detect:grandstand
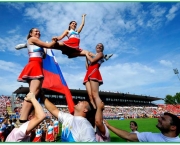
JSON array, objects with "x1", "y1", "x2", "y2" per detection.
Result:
[
  {"x1": 10, "y1": 86, "x2": 162, "y2": 117},
  {"x1": 1, "y1": 86, "x2": 180, "y2": 120},
  {"x1": 12, "y1": 86, "x2": 162, "y2": 108}
]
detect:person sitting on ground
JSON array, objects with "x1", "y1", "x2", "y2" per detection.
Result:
[
  {"x1": 5, "y1": 92, "x2": 46, "y2": 142},
  {"x1": 104, "y1": 112, "x2": 180, "y2": 142}
]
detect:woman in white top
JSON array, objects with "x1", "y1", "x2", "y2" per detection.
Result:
[{"x1": 18, "y1": 28, "x2": 58, "y2": 123}]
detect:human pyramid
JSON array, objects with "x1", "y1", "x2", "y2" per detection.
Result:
[
  {"x1": 4, "y1": 14, "x2": 180, "y2": 142},
  {"x1": 5, "y1": 14, "x2": 112, "y2": 142}
]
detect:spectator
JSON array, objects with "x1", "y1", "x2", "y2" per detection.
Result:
[
  {"x1": 104, "y1": 112, "x2": 180, "y2": 142},
  {"x1": 130, "y1": 121, "x2": 139, "y2": 133}
]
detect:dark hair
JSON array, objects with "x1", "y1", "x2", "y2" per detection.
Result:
[
  {"x1": 68, "y1": 21, "x2": 77, "y2": 30},
  {"x1": 27, "y1": 28, "x2": 39, "y2": 40},
  {"x1": 164, "y1": 112, "x2": 180, "y2": 136},
  {"x1": 87, "y1": 107, "x2": 96, "y2": 127},
  {"x1": 12, "y1": 118, "x2": 17, "y2": 123},
  {"x1": 130, "y1": 121, "x2": 138, "y2": 130}
]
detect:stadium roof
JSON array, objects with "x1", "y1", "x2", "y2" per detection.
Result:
[{"x1": 13, "y1": 86, "x2": 163, "y2": 102}]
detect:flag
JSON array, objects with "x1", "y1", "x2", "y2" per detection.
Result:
[{"x1": 42, "y1": 49, "x2": 74, "y2": 114}]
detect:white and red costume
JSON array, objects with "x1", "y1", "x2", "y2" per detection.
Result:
[
  {"x1": 17, "y1": 41, "x2": 45, "y2": 82},
  {"x1": 83, "y1": 54, "x2": 104, "y2": 85},
  {"x1": 33, "y1": 128, "x2": 42, "y2": 142},
  {"x1": 53, "y1": 120, "x2": 59, "y2": 134},
  {"x1": 61, "y1": 29, "x2": 82, "y2": 58},
  {"x1": 45, "y1": 125, "x2": 54, "y2": 142}
]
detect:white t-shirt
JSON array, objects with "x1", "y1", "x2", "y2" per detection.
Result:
[
  {"x1": 5, "y1": 121, "x2": 30, "y2": 142},
  {"x1": 137, "y1": 132, "x2": 180, "y2": 142},
  {"x1": 95, "y1": 124, "x2": 110, "y2": 142},
  {"x1": 131, "y1": 130, "x2": 139, "y2": 134},
  {"x1": 58, "y1": 111, "x2": 96, "y2": 142}
]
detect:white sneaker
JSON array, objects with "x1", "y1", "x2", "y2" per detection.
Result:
[
  {"x1": 15, "y1": 43, "x2": 27, "y2": 50},
  {"x1": 104, "y1": 54, "x2": 113, "y2": 61}
]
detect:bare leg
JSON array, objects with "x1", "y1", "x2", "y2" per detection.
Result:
[
  {"x1": 90, "y1": 80, "x2": 102, "y2": 107},
  {"x1": 85, "y1": 81, "x2": 96, "y2": 109},
  {"x1": 19, "y1": 79, "x2": 42, "y2": 121}
]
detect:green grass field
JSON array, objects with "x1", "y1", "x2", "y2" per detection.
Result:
[
  {"x1": 58, "y1": 118, "x2": 160, "y2": 142},
  {"x1": 107, "y1": 118, "x2": 159, "y2": 142}
]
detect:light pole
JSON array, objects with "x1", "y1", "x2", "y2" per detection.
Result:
[{"x1": 173, "y1": 68, "x2": 180, "y2": 81}]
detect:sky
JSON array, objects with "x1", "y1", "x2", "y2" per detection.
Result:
[{"x1": 0, "y1": 2, "x2": 180, "y2": 104}]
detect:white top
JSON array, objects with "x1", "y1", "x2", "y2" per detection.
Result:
[
  {"x1": 35, "y1": 128, "x2": 42, "y2": 137},
  {"x1": 137, "y1": 132, "x2": 180, "y2": 142},
  {"x1": 131, "y1": 130, "x2": 139, "y2": 134},
  {"x1": 58, "y1": 111, "x2": 96, "y2": 142},
  {"x1": 27, "y1": 41, "x2": 44, "y2": 58},
  {"x1": 68, "y1": 29, "x2": 80, "y2": 39},
  {"x1": 54, "y1": 120, "x2": 59, "y2": 127},
  {"x1": 5, "y1": 121, "x2": 30, "y2": 142},
  {"x1": 47, "y1": 125, "x2": 54, "y2": 134}
]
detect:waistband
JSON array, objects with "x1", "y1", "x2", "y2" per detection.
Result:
[
  {"x1": 29, "y1": 57, "x2": 43, "y2": 62},
  {"x1": 29, "y1": 52, "x2": 44, "y2": 58}
]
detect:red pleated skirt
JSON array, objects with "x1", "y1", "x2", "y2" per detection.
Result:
[
  {"x1": 33, "y1": 136, "x2": 41, "y2": 142},
  {"x1": 45, "y1": 133, "x2": 54, "y2": 142},
  {"x1": 17, "y1": 57, "x2": 44, "y2": 83},
  {"x1": 61, "y1": 37, "x2": 82, "y2": 58},
  {"x1": 83, "y1": 63, "x2": 103, "y2": 85},
  {"x1": 54, "y1": 126, "x2": 59, "y2": 134}
]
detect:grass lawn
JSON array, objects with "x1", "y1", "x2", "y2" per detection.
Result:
[
  {"x1": 108, "y1": 118, "x2": 159, "y2": 142},
  {"x1": 58, "y1": 118, "x2": 160, "y2": 142}
]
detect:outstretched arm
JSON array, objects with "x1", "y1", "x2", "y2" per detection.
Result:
[
  {"x1": 104, "y1": 120, "x2": 139, "y2": 142},
  {"x1": 95, "y1": 102, "x2": 106, "y2": 135},
  {"x1": 41, "y1": 94, "x2": 59, "y2": 119},
  {"x1": 77, "y1": 14, "x2": 86, "y2": 33},
  {"x1": 29, "y1": 37, "x2": 57, "y2": 48},
  {"x1": 57, "y1": 30, "x2": 69, "y2": 41},
  {"x1": 25, "y1": 92, "x2": 46, "y2": 135}
]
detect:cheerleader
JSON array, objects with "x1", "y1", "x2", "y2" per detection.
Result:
[
  {"x1": 53, "y1": 118, "x2": 59, "y2": 141},
  {"x1": 83, "y1": 43, "x2": 105, "y2": 109},
  {"x1": 33, "y1": 125, "x2": 42, "y2": 142},
  {"x1": 45, "y1": 120, "x2": 54, "y2": 142},
  {"x1": 18, "y1": 28, "x2": 58, "y2": 123}
]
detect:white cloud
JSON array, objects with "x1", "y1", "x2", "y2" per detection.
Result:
[
  {"x1": 166, "y1": 3, "x2": 180, "y2": 21},
  {"x1": 159, "y1": 60, "x2": 172, "y2": 67},
  {"x1": 0, "y1": 60, "x2": 23, "y2": 74}
]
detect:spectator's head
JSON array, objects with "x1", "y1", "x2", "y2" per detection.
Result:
[
  {"x1": 8, "y1": 119, "x2": 12, "y2": 125},
  {"x1": 74, "y1": 101, "x2": 92, "y2": 117},
  {"x1": 2, "y1": 118, "x2": 8, "y2": 124},
  {"x1": 12, "y1": 118, "x2": 17, "y2": 123},
  {"x1": 50, "y1": 120, "x2": 53, "y2": 126},
  {"x1": 156, "y1": 112, "x2": 180, "y2": 136},
  {"x1": 130, "y1": 121, "x2": 138, "y2": 132},
  {"x1": 87, "y1": 105, "x2": 96, "y2": 127}
]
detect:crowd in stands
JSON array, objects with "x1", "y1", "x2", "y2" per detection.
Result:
[{"x1": 1, "y1": 95, "x2": 180, "y2": 121}]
